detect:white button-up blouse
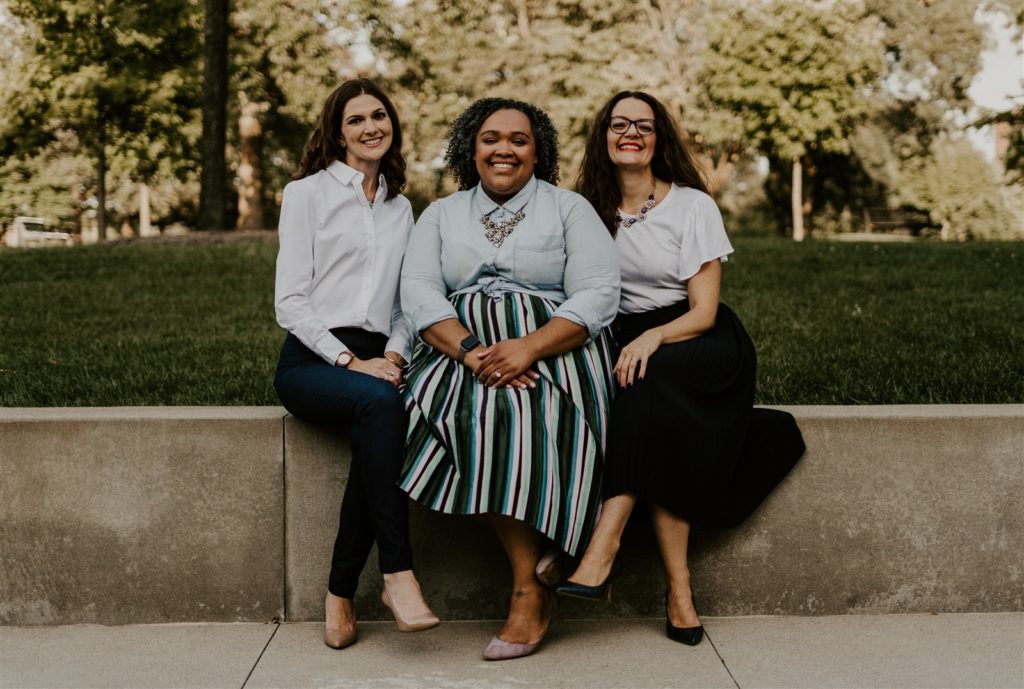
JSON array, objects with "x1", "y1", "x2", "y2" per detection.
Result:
[
  {"x1": 274, "y1": 160, "x2": 414, "y2": 365},
  {"x1": 401, "y1": 176, "x2": 620, "y2": 340}
]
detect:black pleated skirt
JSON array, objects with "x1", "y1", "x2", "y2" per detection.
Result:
[{"x1": 604, "y1": 300, "x2": 805, "y2": 527}]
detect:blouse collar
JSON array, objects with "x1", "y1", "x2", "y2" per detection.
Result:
[
  {"x1": 473, "y1": 175, "x2": 538, "y2": 217},
  {"x1": 326, "y1": 159, "x2": 387, "y2": 197}
]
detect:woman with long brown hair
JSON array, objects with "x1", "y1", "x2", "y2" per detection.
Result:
[
  {"x1": 557, "y1": 91, "x2": 804, "y2": 645},
  {"x1": 273, "y1": 78, "x2": 438, "y2": 649}
]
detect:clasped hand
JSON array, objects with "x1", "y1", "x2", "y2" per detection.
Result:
[
  {"x1": 348, "y1": 356, "x2": 403, "y2": 387},
  {"x1": 470, "y1": 338, "x2": 540, "y2": 390},
  {"x1": 614, "y1": 329, "x2": 663, "y2": 388}
]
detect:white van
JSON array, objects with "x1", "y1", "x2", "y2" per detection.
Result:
[{"x1": 3, "y1": 217, "x2": 73, "y2": 248}]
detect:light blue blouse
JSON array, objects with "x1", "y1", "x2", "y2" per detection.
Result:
[{"x1": 401, "y1": 176, "x2": 620, "y2": 340}]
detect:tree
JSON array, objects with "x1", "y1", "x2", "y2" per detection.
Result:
[
  {"x1": 2, "y1": 0, "x2": 198, "y2": 240},
  {"x1": 704, "y1": 0, "x2": 884, "y2": 240},
  {"x1": 867, "y1": 0, "x2": 986, "y2": 114},
  {"x1": 229, "y1": 0, "x2": 348, "y2": 229},
  {"x1": 849, "y1": 1, "x2": 1015, "y2": 240},
  {"x1": 198, "y1": 0, "x2": 229, "y2": 230},
  {"x1": 903, "y1": 136, "x2": 1016, "y2": 239},
  {"x1": 349, "y1": 0, "x2": 722, "y2": 206}
]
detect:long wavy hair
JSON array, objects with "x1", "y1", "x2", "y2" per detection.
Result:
[
  {"x1": 576, "y1": 91, "x2": 709, "y2": 235},
  {"x1": 293, "y1": 79, "x2": 406, "y2": 199},
  {"x1": 444, "y1": 97, "x2": 560, "y2": 190}
]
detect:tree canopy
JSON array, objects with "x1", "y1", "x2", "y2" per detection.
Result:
[{"x1": 0, "y1": 0, "x2": 1020, "y2": 240}]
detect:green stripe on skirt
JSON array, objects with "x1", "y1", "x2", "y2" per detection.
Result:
[{"x1": 400, "y1": 291, "x2": 615, "y2": 556}]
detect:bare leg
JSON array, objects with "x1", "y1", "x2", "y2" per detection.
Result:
[
  {"x1": 565, "y1": 494, "x2": 637, "y2": 586},
  {"x1": 487, "y1": 514, "x2": 554, "y2": 644},
  {"x1": 651, "y1": 504, "x2": 700, "y2": 628}
]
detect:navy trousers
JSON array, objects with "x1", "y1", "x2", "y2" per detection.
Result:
[{"x1": 274, "y1": 327, "x2": 413, "y2": 598}]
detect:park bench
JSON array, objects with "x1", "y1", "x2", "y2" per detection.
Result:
[{"x1": 862, "y1": 207, "x2": 937, "y2": 235}]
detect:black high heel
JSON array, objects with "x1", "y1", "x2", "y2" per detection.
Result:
[
  {"x1": 555, "y1": 558, "x2": 622, "y2": 601},
  {"x1": 665, "y1": 589, "x2": 704, "y2": 646}
]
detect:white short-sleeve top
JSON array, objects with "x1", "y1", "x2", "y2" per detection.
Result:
[{"x1": 614, "y1": 184, "x2": 734, "y2": 315}]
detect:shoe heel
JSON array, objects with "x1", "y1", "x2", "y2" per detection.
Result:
[
  {"x1": 605, "y1": 583, "x2": 613, "y2": 603},
  {"x1": 381, "y1": 583, "x2": 440, "y2": 633}
]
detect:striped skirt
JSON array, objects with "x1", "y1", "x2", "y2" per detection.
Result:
[{"x1": 399, "y1": 291, "x2": 615, "y2": 557}]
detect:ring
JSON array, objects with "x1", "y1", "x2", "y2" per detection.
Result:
[
  {"x1": 386, "y1": 371, "x2": 394, "y2": 378},
  {"x1": 493, "y1": 371, "x2": 501, "y2": 377}
]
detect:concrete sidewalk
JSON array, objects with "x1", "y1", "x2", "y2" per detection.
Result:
[{"x1": 1, "y1": 613, "x2": 1021, "y2": 689}]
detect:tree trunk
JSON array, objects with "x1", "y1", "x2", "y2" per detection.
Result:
[
  {"x1": 96, "y1": 136, "x2": 107, "y2": 243},
  {"x1": 515, "y1": 0, "x2": 531, "y2": 37},
  {"x1": 703, "y1": 149, "x2": 736, "y2": 198},
  {"x1": 199, "y1": 0, "x2": 229, "y2": 230},
  {"x1": 139, "y1": 181, "x2": 154, "y2": 237},
  {"x1": 791, "y1": 156, "x2": 805, "y2": 241},
  {"x1": 236, "y1": 93, "x2": 265, "y2": 231}
]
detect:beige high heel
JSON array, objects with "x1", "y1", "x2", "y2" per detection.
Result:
[
  {"x1": 381, "y1": 578, "x2": 440, "y2": 632},
  {"x1": 323, "y1": 593, "x2": 357, "y2": 649}
]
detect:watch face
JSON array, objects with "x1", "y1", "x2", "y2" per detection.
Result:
[
  {"x1": 461, "y1": 334, "x2": 481, "y2": 352},
  {"x1": 337, "y1": 353, "x2": 353, "y2": 367}
]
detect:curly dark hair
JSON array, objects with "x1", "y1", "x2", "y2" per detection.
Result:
[
  {"x1": 293, "y1": 79, "x2": 406, "y2": 200},
  {"x1": 576, "y1": 91, "x2": 709, "y2": 235},
  {"x1": 444, "y1": 97, "x2": 560, "y2": 190}
]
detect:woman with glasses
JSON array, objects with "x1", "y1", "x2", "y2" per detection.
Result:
[
  {"x1": 556, "y1": 91, "x2": 804, "y2": 646},
  {"x1": 274, "y1": 79, "x2": 438, "y2": 650},
  {"x1": 400, "y1": 97, "x2": 620, "y2": 660}
]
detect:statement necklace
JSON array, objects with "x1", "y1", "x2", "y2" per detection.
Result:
[
  {"x1": 615, "y1": 181, "x2": 658, "y2": 230},
  {"x1": 480, "y1": 203, "x2": 527, "y2": 247}
]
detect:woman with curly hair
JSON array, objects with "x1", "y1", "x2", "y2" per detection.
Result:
[
  {"x1": 556, "y1": 91, "x2": 804, "y2": 645},
  {"x1": 274, "y1": 79, "x2": 438, "y2": 650},
  {"x1": 400, "y1": 98, "x2": 620, "y2": 660}
]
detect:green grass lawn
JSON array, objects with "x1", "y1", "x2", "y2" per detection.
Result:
[{"x1": 1, "y1": 236, "x2": 1021, "y2": 406}]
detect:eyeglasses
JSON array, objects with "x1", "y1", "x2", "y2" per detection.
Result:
[{"x1": 608, "y1": 116, "x2": 656, "y2": 136}]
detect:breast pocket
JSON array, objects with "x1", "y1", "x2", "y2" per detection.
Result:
[{"x1": 513, "y1": 236, "x2": 566, "y2": 290}]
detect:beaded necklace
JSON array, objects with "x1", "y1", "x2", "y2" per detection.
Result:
[
  {"x1": 615, "y1": 181, "x2": 658, "y2": 230},
  {"x1": 480, "y1": 202, "x2": 528, "y2": 247}
]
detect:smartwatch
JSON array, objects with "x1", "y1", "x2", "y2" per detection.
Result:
[
  {"x1": 335, "y1": 352, "x2": 354, "y2": 368},
  {"x1": 458, "y1": 334, "x2": 481, "y2": 363}
]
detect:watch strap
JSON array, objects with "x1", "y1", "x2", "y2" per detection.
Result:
[{"x1": 458, "y1": 334, "x2": 481, "y2": 362}]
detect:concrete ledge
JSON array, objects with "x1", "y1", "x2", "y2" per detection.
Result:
[
  {"x1": 690, "y1": 405, "x2": 1023, "y2": 616},
  {"x1": 2, "y1": 405, "x2": 1021, "y2": 625},
  {"x1": 0, "y1": 408, "x2": 285, "y2": 625}
]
